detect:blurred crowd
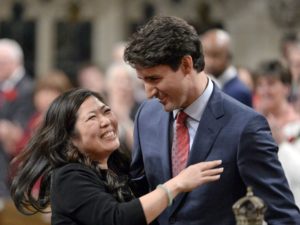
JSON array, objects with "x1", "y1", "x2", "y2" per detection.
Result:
[{"x1": 0, "y1": 27, "x2": 300, "y2": 222}]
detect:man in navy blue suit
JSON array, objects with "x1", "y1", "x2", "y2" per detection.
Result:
[
  {"x1": 124, "y1": 16, "x2": 300, "y2": 225},
  {"x1": 201, "y1": 29, "x2": 253, "y2": 107}
]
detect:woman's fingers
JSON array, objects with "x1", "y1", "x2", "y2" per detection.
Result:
[
  {"x1": 198, "y1": 160, "x2": 222, "y2": 171},
  {"x1": 176, "y1": 160, "x2": 224, "y2": 192},
  {"x1": 201, "y1": 175, "x2": 221, "y2": 183},
  {"x1": 201, "y1": 167, "x2": 224, "y2": 177}
]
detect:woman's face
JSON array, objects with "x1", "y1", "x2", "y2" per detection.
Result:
[
  {"x1": 72, "y1": 96, "x2": 120, "y2": 164},
  {"x1": 255, "y1": 76, "x2": 289, "y2": 113}
]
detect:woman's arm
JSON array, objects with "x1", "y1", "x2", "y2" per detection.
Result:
[
  {"x1": 51, "y1": 161, "x2": 222, "y2": 225},
  {"x1": 139, "y1": 160, "x2": 223, "y2": 224}
]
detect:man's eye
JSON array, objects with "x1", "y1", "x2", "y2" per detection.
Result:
[{"x1": 147, "y1": 77, "x2": 159, "y2": 82}]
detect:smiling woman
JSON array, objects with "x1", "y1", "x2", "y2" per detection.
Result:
[
  {"x1": 10, "y1": 88, "x2": 223, "y2": 225},
  {"x1": 71, "y1": 96, "x2": 120, "y2": 168}
]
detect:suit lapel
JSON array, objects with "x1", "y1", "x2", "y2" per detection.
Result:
[
  {"x1": 158, "y1": 111, "x2": 173, "y2": 182},
  {"x1": 170, "y1": 86, "x2": 225, "y2": 215},
  {"x1": 188, "y1": 104, "x2": 224, "y2": 164}
]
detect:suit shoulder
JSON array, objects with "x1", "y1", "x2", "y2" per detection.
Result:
[
  {"x1": 220, "y1": 90, "x2": 259, "y2": 117},
  {"x1": 224, "y1": 77, "x2": 250, "y2": 93},
  {"x1": 137, "y1": 99, "x2": 164, "y2": 116}
]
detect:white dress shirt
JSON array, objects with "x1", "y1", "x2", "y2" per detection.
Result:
[{"x1": 173, "y1": 77, "x2": 213, "y2": 150}]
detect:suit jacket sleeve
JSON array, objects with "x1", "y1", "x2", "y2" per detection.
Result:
[
  {"x1": 238, "y1": 114, "x2": 300, "y2": 224},
  {"x1": 51, "y1": 164, "x2": 147, "y2": 225}
]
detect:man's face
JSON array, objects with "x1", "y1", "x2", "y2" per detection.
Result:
[
  {"x1": 136, "y1": 64, "x2": 191, "y2": 112},
  {"x1": 202, "y1": 35, "x2": 229, "y2": 78},
  {"x1": 0, "y1": 48, "x2": 18, "y2": 82}
]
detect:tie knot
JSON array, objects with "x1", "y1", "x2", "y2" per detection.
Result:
[{"x1": 176, "y1": 111, "x2": 188, "y2": 124}]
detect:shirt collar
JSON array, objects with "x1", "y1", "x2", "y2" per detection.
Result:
[
  {"x1": 217, "y1": 65, "x2": 237, "y2": 88},
  {"x1": 173, "y1": 77, "x2": 213, "y2": 122}
]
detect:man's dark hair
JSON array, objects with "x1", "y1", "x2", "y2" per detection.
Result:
[{"x1": 124, "y1": 16, "x2": 205, "y2": 72}]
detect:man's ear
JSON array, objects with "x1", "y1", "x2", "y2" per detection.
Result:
[{"x1": 180, "y1": 55, "x2": 193, "y2": 75}]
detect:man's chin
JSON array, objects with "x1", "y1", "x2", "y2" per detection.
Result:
[
  {"x1": 163, "y1": 107, "x2": 172, "y2": 112},
  {"x1": 162, "y1": 103, "x2": 177, "y2": 112}
]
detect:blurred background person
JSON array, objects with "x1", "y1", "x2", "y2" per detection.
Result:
[
  {"x1": 237, "y1": 66, "x2": 258, "y2": 108},
  {"x1": 237, "y1": 66, "x2": 255, "y2": 93},
  {"x1": 0, "y1": 39, "x2": 34, "y2": 202},
  {"x1": 280, "y1": 32, "x2": 299, "y2": 67},
  {"x1": 7, "y1": 69, "x2": 72, "y2": 224},
  {"x1": 76, "y1": 63, "x2": 106, "y2": 95},
  {"x1": 201, "y1": 29, "x2": 253, "y2": 107},
  {"x1": 105, "y1": 63, "x2": 140, "y2": 156},
  {"x1": 111, "y1": 41, "x2": 147, "y2": 104},
  {"x1": 112, "y1": 41, "x2": 127, "y2": 63},
  {"x1": 14, "y1": 70, "x2": 73, "y2": 157},
  {"x1": 255, "y1": 60, "x2": 300, "y2": 208},
  {"x1": 254, "y1": 60, "x2": 300, "y2": 144},
  {"x1": 278, "y1": 132, "x2": 300, "y2": 208}
]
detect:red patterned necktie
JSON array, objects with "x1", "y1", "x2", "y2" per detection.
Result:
[{"x1": 172, "y1": 111, "x2": 190, "y2": 177}]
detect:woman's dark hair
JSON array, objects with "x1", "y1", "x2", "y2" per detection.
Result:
[
  {"x1": 10, "y1": 88, "x2": 132, "y2": 215},
  {"x1": 124, "y1": 15, "x2": 205, "y2": 72},
  {"x1": 255, "y1": 60, "x2": 292, "y2": 85}
]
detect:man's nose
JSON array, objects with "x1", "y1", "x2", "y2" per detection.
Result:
[{"x1": 144, "y1": 83, "x2": 158, "y2": 99}]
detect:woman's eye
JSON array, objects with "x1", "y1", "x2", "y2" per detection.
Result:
[{"x1": 88, "y1": 115, "x2": 96, "y2": 120}]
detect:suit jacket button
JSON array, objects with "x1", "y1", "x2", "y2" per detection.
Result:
[{"x1": 169, "y1": 216, "x2": 176, "y2": 224}]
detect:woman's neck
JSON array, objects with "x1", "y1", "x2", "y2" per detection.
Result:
[{"x1": 98, "y1": 161, "x2": 108, "y2": 170}]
